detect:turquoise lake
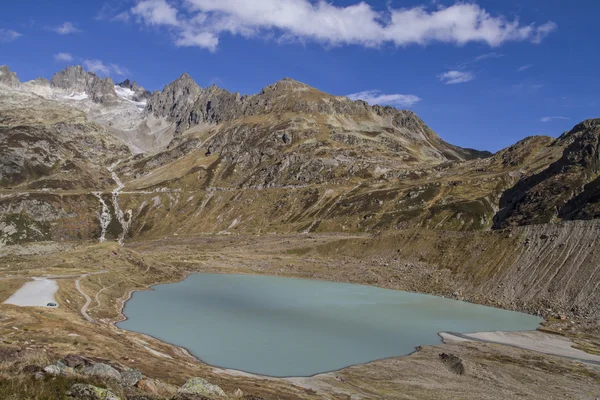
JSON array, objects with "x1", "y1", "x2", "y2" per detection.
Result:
[{"x1": 117, "y1": 273, "x2": 542, "y2": 377}]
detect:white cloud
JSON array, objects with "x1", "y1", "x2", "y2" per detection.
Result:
[
  {"x1": 518, "y1": 64, "x2": 534, "y2": 72},
  {"x1": 0, "y1": 29, "x2": 22, "y2": 42},
  {"x1": 346, "y1": 90, "x2": 422, "y2": 107},
  {"x1": 113, "y1": 11, "x2": 130, "y2": 22},
  {"x1": 54, "y1": 52, "x2": 74, "y2": 62},
  {"x1": 132, "y1": 0, "x2": 179, "y2": 26},
  {"x1": 438, "y1": 70, "x2": 475, "y2": 84},
  {"x1": 83, "y1": 59, "x2": 111, "y2": 75},
  {"x1": 532, "y1": 22, "x2": 557, "y2": 44},
  {"x1": 83, "y1": 59, "x2": 129, "y2": 77},
  {"x1": 109, "y1": 63, "x2": 130, "y2": 76},
  {"x1": 55, "y1": 22, "x2": 81, "y2": 35},
  {"x1": 125, "y1": 0, "x2": 557, "y2": 51},
  {"x1": 96, "y1": 1, "x2": 131, "y2": 21},
  {"x1": 475, "y1": 52, "x2": 503, "y2": 62},
  {"x1": 175, "y1": 31, "x2": 219, "y2": 51},
  {"x1": 540, "y1": 116, "x2": 569, "y2": 123}
]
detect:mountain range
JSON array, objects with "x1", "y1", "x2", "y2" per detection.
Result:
[{"x1": 1, "y1": 64, "x2": 599, "y2": 245}]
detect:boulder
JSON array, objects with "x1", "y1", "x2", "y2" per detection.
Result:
[
  {"x1": 439, "y1": 353, "x2": 465, "y2": 375},
  {"x1": 21, "y1": 364, "x2": 42, "y2": 374},
  {"x1": 136, "y1": 379, "x2": 158, "y2": 395},
  {"x1": 233, "y1": 388, "x2": 244, "y2": 398},
  {"x1": 68, "y1": 383, "x2": 121, "y2": 400},
  {"x1": 172, "y1": 394, "x2": 212, "y2": 400},
  {"x1": 43, "y1": 364, "x2": 64, "y2": 376},
  {"x1": 121, "y1": 368, "x2": 143, "y2": 387},
  {"x1": 82, "y1": 363, "x2": 122, "y2": 381},
  {"x1": 43, "y1": 359, "x2": 76, "y2": 376},
  {"x1": 63, "y1": 354, "x2": 91, "y2": 368},
  {"x1": 178, "y1": 377, "x2": 225, "y2": 397}
]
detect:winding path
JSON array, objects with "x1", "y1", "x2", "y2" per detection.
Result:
[
  {"x1": 74, "y1": 270, "x2": 108, "y2": 323},
  {"x1": 92, "y1": 278, "x2": 117, "y2": 310}
]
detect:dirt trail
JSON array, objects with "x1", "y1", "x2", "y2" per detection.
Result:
[
  {"x1": 91, "y1": 278, "x2": 117, "y2": 310},
  {"x1": 74, "y1": 270, "x2": 108, "y2": 323}
]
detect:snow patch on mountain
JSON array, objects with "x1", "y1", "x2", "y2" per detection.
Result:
[
  {"x1": 62, "y1": 92, "x2": 89, "y2": 101},
  {"x1": 115, "y1": 85, "x2": 147, "y2": 109}
]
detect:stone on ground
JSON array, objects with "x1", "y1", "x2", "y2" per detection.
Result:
[
  {"x1": 82, "y1": 363, "x2": 122, "y2": 381},
  {"x1": 178, "y1": 377, "x2": 226, "y2": 397},
  {"x1": 121, "y1": 368, "x2": 143, "y2": 387},
  {"x1": 439, "y1": 352, "x2": 466, "y2": 375},
  {"x1": 68, "y1": 383, "x2": 121, "y2": 400}
]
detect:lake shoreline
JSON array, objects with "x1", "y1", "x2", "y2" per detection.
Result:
[
  {"x1": 114, "y1": 272, "x2": 544, "y2": 378},
  {"x1": 440, "y1": 331, "x2": 600, "y2": 366}
]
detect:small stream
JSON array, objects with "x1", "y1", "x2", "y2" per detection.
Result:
[{"x1": 92, "y1": 161, "x2": 132, "y2": 245}]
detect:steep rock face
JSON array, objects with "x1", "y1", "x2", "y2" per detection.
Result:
[
  {"x1": 494, "y1": 119, "x2": 600, "y2": 228},
  {"x1": 50, "y1": 65, "x2": 118, "y2": 104},
  {"x1": 0, "y1": 65, "x2": 20, "y2": 87},
  {"x1": 117, "y1": 79, "x2": 152, "y2": 102},
  {"x1": 146, "y1": 73, "x2": 202, "y2": 130},
  {"x1": 147, "y1": 75, "x2": 490, "y2": 165}
]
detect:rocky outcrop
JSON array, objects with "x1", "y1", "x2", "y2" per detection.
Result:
[
  {"x1": 121, "y1": 368, "x2": 143, "y2": 387},
  {"x1": 68, "y1": 384, "x2": 121, "y2": 400},
  {"x1": 439, "y1": 353, "x2": 465, "y2": 375},
  {"x1": 83, "y1": 363, "x2": 122, "y2": 381},
  {"x1": 42, "y1": 355, "x2": 143, "y2": 391},
  {"x1": 146, "y1": 73, "x2": 202, "y2": 131},
  {"x1": 0, "y1": 65, "x2": 20, "y2": 87},
  {"x1": 494, "y1": 119, "x2": 600, "y2": 228},
  {"x1": 63, "y1": 354, "x2": 92, "y2": 368},
  {"x1": 51, "y1": 65, "x2": 118, "y2": 104},
  {"x1": 177, "y1": 377, "x2": 225, "y2": 398}
]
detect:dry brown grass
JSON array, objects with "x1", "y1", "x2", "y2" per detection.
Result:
[{"x1": 1, "y1": 234, "x2": 600, "y2": 399}]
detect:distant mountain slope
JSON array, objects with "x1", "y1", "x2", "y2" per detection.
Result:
[
  {"x1": 0, "y1": 64, "x2": 599, "y2": 244},
  {"x1": 0, "y1": 86, "x2": 129, "y2": 190},
  {"x1": 494, "y1": 119, "x2": 600, "y2": 228},
  {"x1": 146, "y1": 76, "x2": 490, "y2": 163}
]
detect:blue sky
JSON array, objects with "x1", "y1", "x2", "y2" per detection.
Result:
[{"x1": 1, "y1": 0, "x2": 598, "y2": 152}]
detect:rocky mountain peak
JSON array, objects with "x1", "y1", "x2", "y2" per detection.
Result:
[
  {"x1": 117, "y1": 79, "x2": 152, "y2": 102},
  {"x1": 173, "y1": 72, "x2": 199, "y2": 88},
  {"x1": 140, "y1": 73, "x2": 491, "y2": 161},
  {"x1": 260, "y1": 77, "x2": 313, "y2": 95},
  {"x1": 50, "y1": 65, "x2": 87, "y2": 90},
  {"x1": 145, "y1": 72, "x2": 203, "y2": 126},
  {"x1": 0, "y1": 65, "x2": 21, "y2": 87},
  {"x1": 566, "y1": 118, "x2": 600, "y2": 136},
  {"x1": 494, "y1": 119, "x2": 600, "y2": 228},
  {"x1": 118, "y1": 79, "x2": 133, "y2": 88},
  {"x1": 50, "y1": 65, "x2": 118, "y2": 104}
]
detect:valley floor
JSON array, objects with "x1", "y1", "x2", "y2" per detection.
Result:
[{"x1": 0, "y1": 233, "x2": 599, "y2": 399}]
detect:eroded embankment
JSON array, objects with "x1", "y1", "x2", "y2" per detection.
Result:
[{"x1": 310, "y1": 220, "x2": 600, "y2": 319}]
